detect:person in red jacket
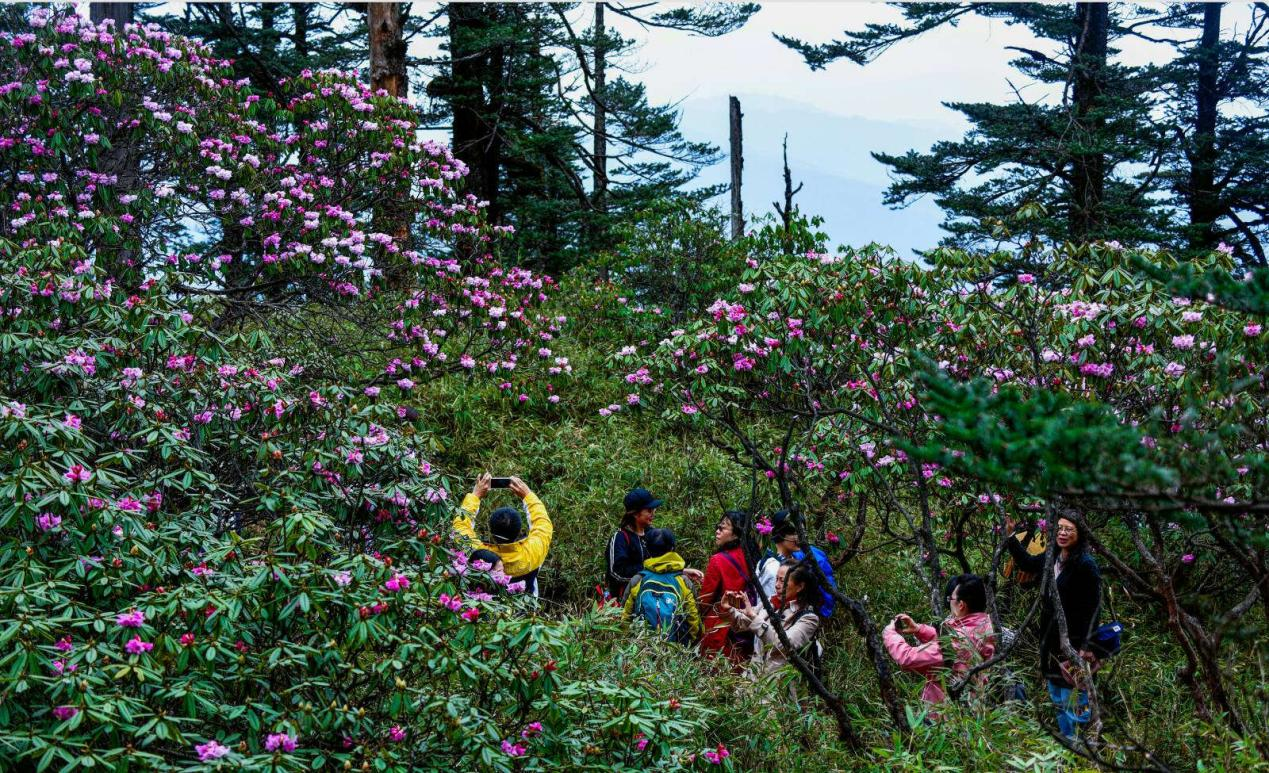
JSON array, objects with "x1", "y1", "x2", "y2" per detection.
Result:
[
  {"x1": 883, "y1": 573, "x2": 996, "y2": 712},
  {"x1": 699, "y1": 510, "x2": 756, "y2": 665}
]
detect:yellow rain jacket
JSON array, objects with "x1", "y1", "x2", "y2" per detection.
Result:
[{"x1": 452, "y1": 492, "x2": 552, "y2": 579}]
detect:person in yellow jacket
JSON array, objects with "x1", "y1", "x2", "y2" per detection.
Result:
[
  {"x1": 622, "y1": 528, "x2": 702, "y2": 645},
  {"x1": 453, "y1": 474, "x2": 552, "y2": 597}
]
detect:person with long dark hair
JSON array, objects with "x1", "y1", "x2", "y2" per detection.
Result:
[
  {"x1": 721, "y1": 559, "x2": 822, "y2": 678},
  {"x1": 605, "y1": 487, "x2": 702, "y2": 600},
  {"x1": 699, "y1": 510, "x2": 757, "y2": 664},
  {"x1": 1005, "y1": 515, "x2": 1102, "y2": 737}
]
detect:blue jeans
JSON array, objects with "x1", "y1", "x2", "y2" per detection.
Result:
[{"x1": 1047, "y1": 679, "x2": 1090, "y2": 737}]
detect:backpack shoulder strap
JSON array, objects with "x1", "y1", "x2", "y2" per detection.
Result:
[{"x1": 719, "y1": 549, "x2": 747, "y2": 576}]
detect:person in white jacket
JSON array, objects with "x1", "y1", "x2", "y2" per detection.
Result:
[{"x1": 720, "y1": 561, "x2": 822, "y2": 680}]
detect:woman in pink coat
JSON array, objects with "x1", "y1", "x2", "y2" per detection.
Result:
[{"x1": 883, "y1": 574, "x2": 996, "y2": 707}]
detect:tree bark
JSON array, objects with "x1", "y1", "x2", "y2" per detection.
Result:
[
  {"x1": 291, "y1": 3, "x2": 310, "y2": 58},
  {"x1": 592, "y1": 2, "x2": 608, "y2": 215},
  {"x1": 1188, "y1": 2, "x2": 1222, "y2": 252},
  {"x1": 1069, "y1": 2, "x2": 1109, "y2": 241},
  {"x1": 448, "y1": 3, "x2": 503, "y2": 218},
  {"x1": 369, "y1": 3, "x2": 408, "y2": 99},
  {"x1": 729, "y1": 96, "x2": 744, "y2": 240},
  {"x1": 260, "y1": 2, "x2": 278, "y2": 62},
  {"x1": 90, "y1": 2, "x2": 133, "y2": 29}
]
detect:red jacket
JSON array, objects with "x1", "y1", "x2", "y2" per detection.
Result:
[{"x1": 699, "y1": 546, "x2": 750, "y2": 659}]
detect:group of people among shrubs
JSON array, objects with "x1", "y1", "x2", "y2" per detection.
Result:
[
  {"x1": 609, "y1": 492, "x2": 838, "y2": 673},
  {"x1": 457, "y1": 476, "x2": 1111, "y2": 740}
]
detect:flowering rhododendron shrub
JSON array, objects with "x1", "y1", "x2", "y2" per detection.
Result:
[
  {"x1": 616, "y1": 234, "x2": 1268, "y2": 755},
  {"x1": 0, "y1": 11, "x2": 721, "y2": 771}
]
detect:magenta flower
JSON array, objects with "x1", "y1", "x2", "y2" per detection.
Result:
[
  {"x1": 195, "y1": 740, "x2": 230, "y2": 761},
  {"x1": 388, "y1": 725, "x2": 406, "y2": 742},
  {"x1": 383, "y1": 573, "x2": 410, "y2": 592},
  {"x1": 521, "y1": 721, "x2": 543, "y2": 739},
  {"x1": 681, "y1": 404, "x2": 698, "y2": 415},
  {"x1": 115, "y1": 609, "x2": 145, "y2": 628},
  {"x1": 264, "y1": 732, "x2": 297, "y2": 752},
  {"x1": 55, "y1": 636, "x2": 73, "y2": 652},
  {"x1": 754, "y1": 517, "x2": 773, "y2": 536},
  {"x1": 63, "y1": 414, "x2": 81, "y2": 430},
  {"x1": 124, "y1": 636, "x2": 153, "y2": 655},
  {"x1": 501, "y1": 739, "x2": 526, "y2": 757},
  {"x1": 35, "y1": 512, "x2": 61, "y2": 532},
  {"x1": 52, "y1": 706, "x2": 78, "y2": 721},
  {"x1": 1246, "y1": 323, "x2": 1263, "y2": 337},
  {"x1": 461, "y1": 606, "x2": 480, "y2": 623},
  {"x1": 63, "y1": 464, "x2": 91, "y2": 484},
  {"x1": 1017, "y1": 273, "x2": 1035, "y2": 284},
  {"x1": 1181, "y1": 553, "x2": 1195, "y2": 564},
  {"x1": 1171, "y1": 334, "x2": 1195, "y2": 350},
  {"x1": 180, "y1": 632, "x2": 196, "y2": 647}
]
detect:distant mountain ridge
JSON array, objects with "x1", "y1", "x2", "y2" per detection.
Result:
[{"x1": 677, "y1": 94, "x2": 961, "y2": 257}]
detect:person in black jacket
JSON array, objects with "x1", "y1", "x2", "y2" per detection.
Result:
[
  {"x1": 606, "y1": 488, "x2": 701, "y2": 600},
  {"x1": 1005, "y1": 515, "x2": 1102, "y2": 737}
]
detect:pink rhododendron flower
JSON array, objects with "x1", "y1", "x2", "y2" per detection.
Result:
[
  {"x1": 124, "y1": 636, "x2": 153, "y2": 655},
  {"x1": 388, "y1": 725, "x2": 406, "y2": 742},
  {"x1": 1182, "y1": 553, "x2": 1196, "y2": 564},
  {"x1": 1246, "y1": 323, "x2": 1263, "y2": 336},
  {"x1": 1172, "y1": 334, "x2": 1195, "y2": 349},
  {"x1": 681, "y1": 404, "x2": 698, "y2": 415},
  {"x1": 63, "y1": 464, "x2": 91, "y2": 484},
  {"x1": 501, "y1": 740, "x2": 526, "y2": 757},
  {"x1": 180, "y1": 632, "x2": 196, "y2": 647},
  {"x1": 196, "y1": 741, "x2": 230, "y2": 761},
  {"x1": 461, "y1": 606, "x2": 480, "y2": 622},
  {"x1": 754, "y1": 517, "x2": 773, "y2": 535},
  {"x1": 115, "y1": 609, "x2": 145, "y2": 627},
  {"x1": 1017, "y1": 273, "x2": 1035, "y2": 284},
  {"x1": 52, "y1": 706, "x2": 78, "y2": 721},
  {"x1": 383, "y1": 573, "x2": 410, "y2": 592},
  {"x1": 35, "y1": 512, "x2": 61, "y2": 532},
  {"x1": 63, "y1": 414, "x2": 81, "y2": 430},
  {"x1": 264, "y1": 732, "x2": 297, "y2": 752}
]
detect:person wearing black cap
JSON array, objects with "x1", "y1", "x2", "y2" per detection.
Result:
[
  {"x1": 605, "y1": 487, "x2": 703, "y2": 600},
  {"x1": 605, "y1": 487, "x2": 659, "y2": 599},
  {"x1": 454, "y1": 473, "x2": 552, "y2": 597}
]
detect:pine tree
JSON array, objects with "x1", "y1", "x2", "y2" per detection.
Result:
[{"x1": 778, "y1": 4, "x2": 1169, "y2": 253}]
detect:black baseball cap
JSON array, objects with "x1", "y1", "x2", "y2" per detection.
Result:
[{"x1": 624, "y1": 487, "x2": 663, "y2": 512}]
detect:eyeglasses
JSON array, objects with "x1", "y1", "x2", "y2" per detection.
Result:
[{"x1": 1056, "y1": 526, "x2": 1078, "y2": 535}]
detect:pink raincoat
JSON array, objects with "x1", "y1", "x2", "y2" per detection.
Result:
[{"x1": 883, "y1": 611, "x2": 996, "y2": 705}]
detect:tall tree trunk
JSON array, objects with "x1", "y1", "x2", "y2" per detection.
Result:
[
  {"x1": 729, "y1": 96, "x2": 744, "y2": 240},
  {"x1": 291, "y1": 3, "x2": 310, "y2": 58},
  {"x1": 592, "y1": 3, "x2": 608, "y2": 215},
  {"x1": 369, "y1": 3, "x2": 408, "y2": 98},
  {"x1": 449, "y1": 3, "x2": 502, "y2": 215},
  {"x1": 90, "y1": 2, "x2": 133, "y2": 29},
  {"x1": 1069, "y1": 2, "x2": 1109, "y2": 241},
  {"x1": 260, "y1": 2, "x2": 278, "y2": 62},
  {"x1": 1189, "y1": 3, "x2": 1222, "y2": 252}
]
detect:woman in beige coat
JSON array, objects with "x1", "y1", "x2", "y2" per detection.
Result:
[{"x1": 720, "y1": 560, "x2": 821, "y2": 678}]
